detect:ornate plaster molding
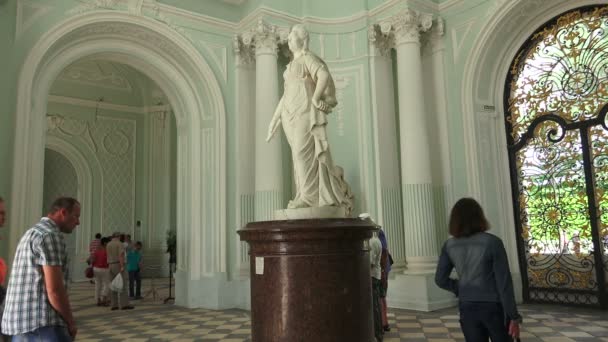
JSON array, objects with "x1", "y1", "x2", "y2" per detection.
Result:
[
  {"x1": 376, "y1": 9, "x2": 434, "y2": 46},
  {"x1": 67, "y1": 0, "x2": 191, "y2": 42},
  {"x1": 233, "y1": 34, "x2": 255, "y2": 66},
  {"x1": 236, "y1": 19, "x2": 289, "y2": 59},
  {"x1": 252, "y1": 20, "x2": 280, "y2": 56},
  {"x1": 69, "y1": 0, "x2": 159, "y2": 16},
  {"x1": 46, "y1": 114, "x2": 64, "y2": 132},
  {"x1": 57, "y1": 63, "x2": 134, "y2": 92},
  {"x1": 368, "y1": 24, "x2": 394, "y2": 57}
]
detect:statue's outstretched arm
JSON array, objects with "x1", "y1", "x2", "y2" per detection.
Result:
[{"x1": 266, "y1": 98, "x2": 284, "y2": 142}]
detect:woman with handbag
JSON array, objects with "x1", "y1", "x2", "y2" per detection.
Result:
[
  {"x1": 92, "y1": 237, "x2": 111, "y2": 306},
  {"x1": 435, "y1": 198, "x2": 521, "y2": 341}
]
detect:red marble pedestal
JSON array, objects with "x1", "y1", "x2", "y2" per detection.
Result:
[{"x1": 238, "y1": 218, "x2": 377, "y2": 342}]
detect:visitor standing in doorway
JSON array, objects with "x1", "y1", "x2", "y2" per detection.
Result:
[
  {"x1": 435, "y1": 198, "x2": 521, "y2": 342},
  {"x1": 2, "y1": 197, "x2": 80, "y2": 341},
  {"x1": 106, "y1": 232, "x2": 134, "y2": 311},
  {"x1": 92, "y1": 237, "x2": 110, "y2": 306}
]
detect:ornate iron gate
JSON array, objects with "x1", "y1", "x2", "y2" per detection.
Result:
[{"x1": 504, "y1": 5, "x2": 608, "y2": 307}]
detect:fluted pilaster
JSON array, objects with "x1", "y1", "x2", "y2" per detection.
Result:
[
  {"x1": 376, "y1": 10, "x2": 439, "y2": 273},
  {"x1": 237, "y1": 20, "x2": 288, "y2": 221},
  {"x1": 368, "y1": 25, "x2": 406, "y2": 269}
]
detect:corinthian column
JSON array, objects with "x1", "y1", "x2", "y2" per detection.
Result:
[
  {"x1": 376, "y1": 11, "x2": 455, "y2": 311},
  {"x1": 249, "y1": 20, "x2": 285, "y2": 221},
  {"x1": 233, "y1": 34, "x2": 256, "y2": 275},
  {"x1": 368, "y1": 25, "x2": 407, "y2": 271},
  {"x1": 392, "y1": 9, "x2": 438, "y2": 273}
]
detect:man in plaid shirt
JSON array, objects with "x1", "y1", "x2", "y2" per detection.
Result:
[{"x1": 1, "y1": 197, "x2": 80, "y2": 341}]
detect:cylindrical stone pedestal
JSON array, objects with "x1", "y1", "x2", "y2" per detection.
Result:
[{"x1": 238, "y1": 218, "x2": 377, "y2": 342}]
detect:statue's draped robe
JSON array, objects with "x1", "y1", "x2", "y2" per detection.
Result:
[{"x1": 276, "y1": 52, "x2": 354, "y2": 215}]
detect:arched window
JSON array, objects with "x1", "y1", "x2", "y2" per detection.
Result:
[{"x1": 505, "y1": 5, "x2": 608, "y2": 307}]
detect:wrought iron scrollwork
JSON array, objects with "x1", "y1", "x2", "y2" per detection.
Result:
[{"x1": 505, "y1": 5, "x2": 608, "y2": 307}]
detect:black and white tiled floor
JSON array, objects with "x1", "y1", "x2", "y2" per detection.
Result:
[{"x1": 70, "y1": 280, "x2": 608, "y2": 341}]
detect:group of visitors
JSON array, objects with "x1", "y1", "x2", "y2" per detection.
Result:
[
  {"x1": 88, "y1": 232, "x2": 143, "y2": 309},
  {"x1": 88, "y1": 232, "x2": 142, "y2": 310},
  {"x1": 0, "y1": 194, "x2": 521, "y2": 342}
]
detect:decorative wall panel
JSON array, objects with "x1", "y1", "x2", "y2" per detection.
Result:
[{"x1": 47, "y1": 114, "x2": 136, "y2": 238}]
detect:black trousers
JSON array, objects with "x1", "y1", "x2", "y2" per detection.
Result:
[{"x1": 128, "y1": 270, "x2": 141, "y2": 298}]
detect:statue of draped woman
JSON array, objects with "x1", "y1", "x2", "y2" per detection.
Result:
[{"x1": 266, "y1": 24, "x2": 354, "y2": 216}]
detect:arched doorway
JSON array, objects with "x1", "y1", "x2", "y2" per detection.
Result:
[
  {"x1": 462, "y1": 0, "x2": 605, "y2": 305},
  {"x1": 505, "y1": 5, "x2": 608, "y2": 307},
  {"x1": 9, "y1": 11, "x2": 227, "y2": 308},
  {"x1": 42, "y1": 148, "x2": 79, "y2": 281},
  {"x1": 45, "y1": 135, "x2": 100, "y2": 282}
]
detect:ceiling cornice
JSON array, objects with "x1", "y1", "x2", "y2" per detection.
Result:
[
  {"x1": 139, "y1": 0, "x2": 446, "y2": 34},
  {"x1": 144, "y1": 2, "x2": 237, "y2": 31}
]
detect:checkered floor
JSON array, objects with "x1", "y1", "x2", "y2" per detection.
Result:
[{"x1": 69, "y1": 280, "x2": 608, "y2": 341}]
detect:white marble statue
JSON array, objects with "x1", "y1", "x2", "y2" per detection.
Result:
[{"x1": 266, "y1": 24, "x2": 354, "y2": 217}]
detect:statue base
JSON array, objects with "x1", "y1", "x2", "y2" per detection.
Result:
[
  {"x1": 273, "y1": 206, "x2": 347, "y2": 220},
  {"x1": 238, "y1": 218, "x2": 376, "y2": 342}
]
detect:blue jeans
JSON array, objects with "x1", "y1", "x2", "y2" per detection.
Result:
[
  {"x1": 459, "y1": 302, "x2": 510, "y2": 342},
  {"x1": 12, "y1": 326, "x2": 72, "y2": 342}
]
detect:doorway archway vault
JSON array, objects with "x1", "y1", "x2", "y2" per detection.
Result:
[{"x1": 9, "y1": 11, "x2": 227, "y2": 308}]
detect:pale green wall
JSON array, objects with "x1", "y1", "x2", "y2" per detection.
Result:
[
  {"x1": 0, "y1": 0, "x2": 528, "y2": 274},
  {"x1": 441, "y1": 0, "x2": 505, "y2": 213},
  {"x1": 43, "y1": 149, "x2": 78, "y2": 214},
  {"x1": 0, "y1": 0, "x2": 17, "y2": 260}
]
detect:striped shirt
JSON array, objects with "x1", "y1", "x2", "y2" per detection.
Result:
[{"x1": 1, "y1": 217, "x2": 69, "y2": 335}]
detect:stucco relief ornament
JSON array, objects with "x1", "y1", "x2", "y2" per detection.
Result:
[
  {"x1": 368, "y1": 23, "x2": 394, "y2": 57},
  {"x1": 68, "y1": 0, "x2": 122, "y2": 15},
  {"x1": 434, "y1": 17, "x2": 445, "y2": 37},
  {"x1": 67, "y1": 0, "x2": 189, "y2": 40},
  {"x1": 233, "y1": 34, "x2": 255, "y2": 66},
  {"x1": 252, "y1": 20, "x2": 281, "y2": 54},
  {"x1": 46, "y1": 115, "x2": 64, "y2": 132},
  {"x1": 266, "y1": 25, "x2": 355, "y2": 218},
  {"x1": 392, "y1": 9, "x2": 434, "y2": 44},
  {"x1": 68, "y1": 0, "x2": 154, "y2": 14}
]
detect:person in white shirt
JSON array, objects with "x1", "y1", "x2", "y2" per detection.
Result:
[{"x1": 370, "y1": 230, "x2": 383, "y2": 342}]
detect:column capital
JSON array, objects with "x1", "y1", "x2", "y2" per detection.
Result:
[
  {"x1": 236, "y1": 20, "x2": 289, "y2": 59},
  {"x1": 253, "y1": 20, "x2": 289, "y2": 57},
  {"x1": 382, "y1": 9, "x2": 434, "y2": 46},
  {"x1": 368, "y1": 24, "x2": 394, "y2": 57},
  {"x1": 233, "y1": 34, "x2": 255, "y2": 66},
  {"x1": 424, "y1": 17, "x2": 446, "y2": 53}
]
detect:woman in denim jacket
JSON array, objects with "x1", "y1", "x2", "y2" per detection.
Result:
[{"x1": 435, "y1": 198, "x2": 521, "y2": 341}]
